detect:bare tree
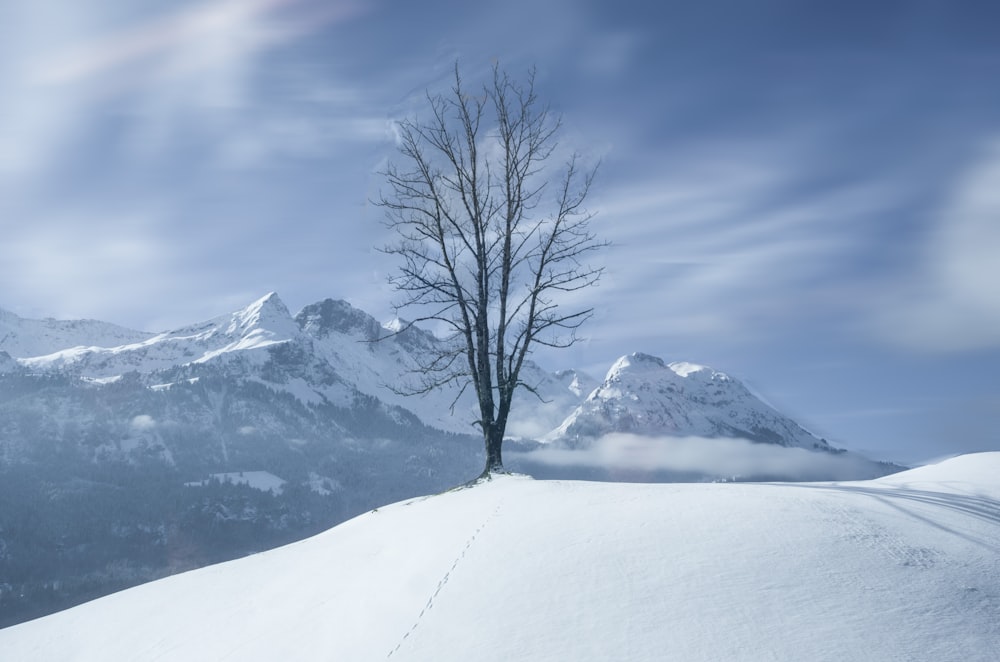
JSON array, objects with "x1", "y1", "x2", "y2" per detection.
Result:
[{"x1": 377, "y1": 63, "x2": 606, "y2": 478}]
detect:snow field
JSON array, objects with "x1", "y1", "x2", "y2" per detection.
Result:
[{"x1": 2, "y1": 454, "x2": 999, "y2": 661}]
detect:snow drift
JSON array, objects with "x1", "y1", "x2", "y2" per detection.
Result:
[{"x1": 2, "y1": 453, "x2": 998, "y2": 661}]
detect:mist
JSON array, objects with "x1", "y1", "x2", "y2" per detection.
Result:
[{"x1": 507, "y1": 433, "x2": 897, "y2": 483}]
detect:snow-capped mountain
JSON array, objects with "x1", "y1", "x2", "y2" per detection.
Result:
[
  {"x1": 1, "y1": 292, "x2": 497, "y2": 480},
  {"x1": 0, "y1": 295, "x2": 891, "y2": 482},
  {"x1": 16, "y1": 293, "x2": 300, "y2": 379},
  {"x1": 546, "y1": 352, "x2": 832, "y2": 450},
  {"x1": 5, "y1": 293, "x2": 586, "y2": 438},
  {"x1": 2, "y1": 297, "x2": 843, "y2": 455},
  {"x1": 0, "y1": 305, "x2": 154, "y2": 359}
]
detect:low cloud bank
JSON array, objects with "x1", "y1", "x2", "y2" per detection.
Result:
[{"x1": 508, "y1": 433, "x2": 895, "y2": 482}]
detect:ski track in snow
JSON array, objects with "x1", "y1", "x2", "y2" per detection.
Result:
[
  {"x1": 809, "y1": 495, "x2": 941, "y2": 568},
  {"x1": 796, "y1": 483, "x2": 1000, "y2": 555},
  {"x1": 386, "y1": 503, "x2": 503, "y2": 659}
]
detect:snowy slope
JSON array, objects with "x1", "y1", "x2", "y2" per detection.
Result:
[
  {"x1": 547, "y1": 352, "x2": 832, "y2": 449},
  {"x1": 3, "y1": 453, "x2": 998, "y2": 661}
]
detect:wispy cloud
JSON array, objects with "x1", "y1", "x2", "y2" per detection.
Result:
[
  {"x1": 31, "y1": 0, "x2": 363, "y2": 87},
  {"x1": 1, "y1": 0, "x2": 369, "y2": 176},
  {"x1": 870, "y1": 139, "x2": 1000, "y2": 351},
  {"x1": 574, "y1": 149, "x2": 892, "y2": 352},
  {"x1": 4, "y1": 209, "x2": 175, "y2": 321}
]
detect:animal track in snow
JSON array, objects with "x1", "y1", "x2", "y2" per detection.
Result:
[{"x1": 386, "y1": 503, "x2": 502, "y2": 658}]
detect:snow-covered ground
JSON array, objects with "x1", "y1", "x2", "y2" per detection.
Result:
[{"x1": 2, "y1": 453, "x2": 998, "y2": 661}]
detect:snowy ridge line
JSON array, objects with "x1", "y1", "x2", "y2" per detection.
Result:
[{"x1": 386, "y1": 503, "x2": 503, "y2": 659}]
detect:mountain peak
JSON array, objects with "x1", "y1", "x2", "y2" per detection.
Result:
[
  {"x1": 295, "y1": 298, "x2": 382, "y2": 341},
  {"x1": 549, "y1": 351, "x2": 829, "y2": 450},
  {"x1": 606, "y1": 352, "x2": 666, "y2": 379},
  {"x1": 257, "y1": 291, "x2": 283, "y2": 307},
  {"x1": 606, "y1": 354, "x2": 730, "y2": 384},
  {"x1": 230, "y1": 292, "x2": 293, "y2": 335}
]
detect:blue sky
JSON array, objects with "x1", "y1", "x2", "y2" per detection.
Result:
[{"x1": 2, "y1": 0, "x2": 998, "y2": 464}]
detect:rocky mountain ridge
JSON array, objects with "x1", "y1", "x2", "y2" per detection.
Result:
[
  {"x1": 4, "y1": 293, "x2": 587, "y2": 439},
  {"x1": 1, "y1": 293, "x2": 842, "y2": 452}
]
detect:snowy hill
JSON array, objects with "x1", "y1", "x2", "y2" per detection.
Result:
[
  {"x1": 2, "y1": 452, "x2": 998, "y2": 661},
  {"x1": 547, "y1": 352, "x2": 832, "y2": 449}
]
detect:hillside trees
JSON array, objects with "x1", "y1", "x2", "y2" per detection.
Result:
[{"x1": 377, "y1": 64, "x2": 605, "y2": 477}]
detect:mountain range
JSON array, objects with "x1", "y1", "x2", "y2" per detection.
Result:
[{"x1": 0, "y1": 292, "x2": 896, "y2": 626}]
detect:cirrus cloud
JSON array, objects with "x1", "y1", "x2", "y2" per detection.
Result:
[{"x1": 871, "y1": 139, "x2": 1000, "y2": 352}]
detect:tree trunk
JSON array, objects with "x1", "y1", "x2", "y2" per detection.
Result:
[{"x1": 481, "y1": 425, "x2": 505, "y2": 477}]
